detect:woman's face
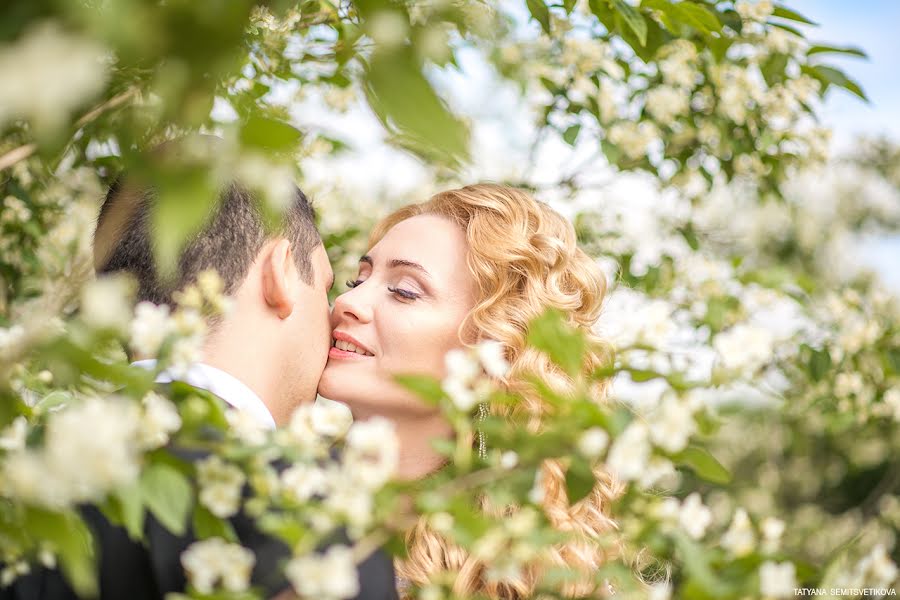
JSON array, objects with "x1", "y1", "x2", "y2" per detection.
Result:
[{"x1": 317, "y1": 214, "x2": 476, "y2": 418}]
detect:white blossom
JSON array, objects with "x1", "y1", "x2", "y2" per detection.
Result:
[
  {"x1": 735, "y1": 0, "x2": 774, "y2": 23},
  {"x1": 679, "y1": 493, "x2": 713, "y2": 540},
  {"x1": 648, "y1": 395, "x2": 696, "y2": 453},
  {"x1": 444, "y1": 348, "x2": 481, "y2": 383},
  {"x1": 0, "y1": 417, "x2": 27, "y2": 452},
  {"x1": 855, "y1": 544, "x2": 898, "y2": 588},
  {"x1": 139, "y1": 392, "x2": 182, "y2": 450},
  {"x1": 576, "y1": 427, "x2": 609, "y2": 459},
  {"x1": 79, "y1": 275, "x2": 134, "y2": 332},
  {"x1": 476, "y1": 340, "x2": 511, "y2": 379},
  {"x1": 286, "y1": 404, "x2": 327, "y2": 453},
  {"x1": 721, "y1": 508, "x2": 756, "y2": 557},
  {"x1": 311, "y1": 398, "x2": 354, "y2": 438},
  {"x1": 638, "y1": 456, "x2": 679, "y2": 490},
  {"x1": 645, "y1": 85, "x2": 691, "y2": 124},
  {"x1": 647, "y1": 582, "x2": 672, "y2": 600},
  {"x1": 759, "y1": 561, "x2": 796, "y2": 598},
  {"x1": 281, "y1": 463, "x2": 329, "y2": 503},
  {"x1": 285, "y1": 545, "x2": 359, "y2": 600},
  {"x1": 883, "y1": 388, "x2": 900, "y2": 422},
  {"x1": 608, "y1": 121, "x2": 659, "y2": 160},
  {"x1": 1, "y1": 397, "x2": 141, "y2": 507},
  {"x1": 343, "y1": 417, "x2": 399, "y2": 490},
  {"x1": 225, "y1": 408, "x2": 267, "y2": 446},
  {"x1": 130, "y1": 302, "x2": 175, "y2": 358},
  {"x1": 607, "y1": 422, "x2": 651, "y2": 481},
  {"x1": 714, "y1": 323, "x2": 774, "y2": 376},
  {"x1": 196, "y1": 456, "x2": 246, "y2": 518},
  {"x1": 180, "y1": 538, "x2": 255, "y2": 594},
  {"x1": 500, "y1": 451, "x2": 519, "y2": 469},
  {"x1": 0, "y1": 21, "x2": 108, "y2": 134}
]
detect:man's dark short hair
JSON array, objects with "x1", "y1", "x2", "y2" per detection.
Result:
[{"x1": 94, "y1": 177, "x2": 321, "y2": 306}]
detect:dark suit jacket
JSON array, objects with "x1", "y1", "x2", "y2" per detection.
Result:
[{"x1": 1, "y1": 387, "x2": 398, "y2": 600}]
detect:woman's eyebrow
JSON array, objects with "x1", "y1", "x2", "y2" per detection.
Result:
[{"x1": 359, "y1": 255, "x2": 432, "y2": 278}]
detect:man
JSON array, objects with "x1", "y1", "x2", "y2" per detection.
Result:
[{"x1": 5, "y1": 150, "x2": 398, "y2": 599}]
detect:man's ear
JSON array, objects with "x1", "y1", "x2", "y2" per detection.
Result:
[{"x1": 261, "y1": 239, "x2": 296, "y2": 319}]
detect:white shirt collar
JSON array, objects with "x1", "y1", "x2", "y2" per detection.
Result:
[{"x1": 132, "y1": 359, "x2": 276, "y2": 430}]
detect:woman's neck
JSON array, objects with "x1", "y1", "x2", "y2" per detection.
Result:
[{"x1": 378, "y1": 411, "x2": 454, "y2": 481}]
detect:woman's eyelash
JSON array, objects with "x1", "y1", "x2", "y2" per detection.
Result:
[
  {"x1": 388, "y1": 286, "x2": 421, "y2": 300},
  {"x1": 346, "y1": 279, "x2": 420, "y2": 300}
]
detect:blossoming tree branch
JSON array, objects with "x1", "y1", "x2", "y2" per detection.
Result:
[{"x1": 1, "y1": 0, "x2": 898, "y2": 599}]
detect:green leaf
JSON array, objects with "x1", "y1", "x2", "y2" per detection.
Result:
[
  {"x1": 239, "y1": 114, "x2": 303, "y2": 151},
  {"x1": 806, "y1": 346, "x2": 832, "y2": 381},
  {"x1": 771, "y1": 4, "x2": 818, "y2": 26},
  {"x1": 613, "y1": 0, "x2": 647, "y2": 46},
  {"x1": 23, "y1": 508, "x2": 97, "y2": 597},
  {"x1": 563, "y1": 0, "x2": 577, "y2": 14},
  {"x1": 140, "y1": 462, "x2": 193, "y2": 536},
  {"x1": 152, "y1": 169, "x2": 218, "y2": 281},
  {"x1": 565, "y1": 457, "x2": 595, "y2": 503},
  {"x1": 671, "y1": 2, "x2": 722, "y2": 34},
  {"x1": 193, "y1": 505, "x2": 238, "y2": 542},
  {"x1": 674, "y1": 445, "x2": 731, "y2": 484},
  {"x1": 813, "y1": 65, "x2": 868, "y2": 101},
  {"x1": 526, "y1": 309, "x2": 586, "y2": 377},
  {"x1": 807, "y1": 44, "x2": 867, "y2": 58},
  {"x1": 562, "y1": 124, "x2": 581, "y2": 146},
  {"x1": 365, "y1": 47, "x2": 469, "y2": 164},
  {"x1": 394, "y1": 374, "x2": 446, "y2": 404},
  {"x1": 115, "y1": 483, "x2": 145, "y2": 540},
  {"x1": 526, "y1": 0, "x2": 552, "y2": 34}
]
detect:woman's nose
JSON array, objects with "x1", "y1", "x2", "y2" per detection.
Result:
[{"x1": 332, "y1": 285, "x2": 374, "y2": 324}]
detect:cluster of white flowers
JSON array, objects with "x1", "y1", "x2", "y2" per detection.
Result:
[
  {"x1": 1, "y1": 397, "x2": 141, "y2": 507},
  {"x1": 735, "y1": 0, "x2": 774, "y2": 23},
  {"x1": 342, "y1": 416, "x2": 400, "y2": 491},
  {"x1": 657, "y1": 40, "x2": 699, "y2": 89},
  {"x1": 758, "y1": 560, "x2": 796, "y2": 598},
  {"x1": 713, "y1": 323, "x2": 775, "y2": 377},
  {"x1": 607, "y1": 121, "x2": 659, "y2": 160},
  {"x1": 721, "y1": 507, "x2": 756, "y2": 557},
  {"x1": 180, "y1": 537, "x2": 255, "y2": 594},
  {"x1": 196, "y1": 455, "x2": 246, "y2": 518},
  {"x1": 138, "y1": 391, "x2": 182, "y2": 450},
  {"x1": 606, "y1": 421, "x2": 651, "y2": 482},
  {"x1": 709, "y1": 64, "x2": 765, "y2": 125},
  {"x1": 655, "y1": 492, "x2": 713, "y2": 540},
  {"x1": 130, "y1": 302, "x2": 176, "y2": 358},
  {"x1": 645, "y1": 85, "x2": 691, "y2": 125},
  {"x1": 576, "y1": 427, "x2": 609, "y2": 459},
  {"x1": 80, "y1": 275, "x2": 135, "y2": 332},
  {"x1": 832, "y1": 544, "x2": 899, "y2": 589},
  {"x1": 0, "y1": 417, "x2": 27, "y2": 452},
  {"x1": 285, "y1": 545, "x2": 359, "y2": 600},
  {"x1": 441, "y1": 341, "x2": 510, "y2": 412},
  {"x1": 646, "y1": 394, "x2": 696, "y2": 453},
  {"x1": 0, "y1": 21, "x2": 108, "y2": 134},
  {"x1": 285, "y1": 397, "x2": 354, "y2": 452}
]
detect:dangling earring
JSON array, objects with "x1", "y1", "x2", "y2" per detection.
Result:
[{"x1": 475, "y1": 402, "x2": 488, "y2": 459}]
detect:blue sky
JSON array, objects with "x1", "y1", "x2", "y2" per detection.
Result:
[
  {"x1": 789, "y1": 1, "x2": 900, "y2": 289},
  {"x1": 790, "y1": 0, "x2": 900, "y2": 146}
]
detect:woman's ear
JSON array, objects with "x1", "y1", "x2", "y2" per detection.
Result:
[{"x1": 261, "y1": 238, "x2": 296, "y2": 319}]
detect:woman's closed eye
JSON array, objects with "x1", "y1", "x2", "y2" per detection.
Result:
[{"x1": 346, "y1": 279, "x2": 421, "y2": 301}]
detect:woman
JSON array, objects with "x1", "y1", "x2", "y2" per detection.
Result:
[{"x1": 318, "y1": 184, "x2": 623, "y2": 598}]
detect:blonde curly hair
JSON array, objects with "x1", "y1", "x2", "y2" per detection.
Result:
[{"x1": 369, "y1": 184, "x2": 625, "y2": 598}]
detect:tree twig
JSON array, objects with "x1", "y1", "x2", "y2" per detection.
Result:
[{"x1": 0, "y1": 144, "x2": 37, "y2": 172}]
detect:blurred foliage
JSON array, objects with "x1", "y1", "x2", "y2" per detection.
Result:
[{"x1": 1, "y1": 0, "x2": 899, "y2": 599}]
